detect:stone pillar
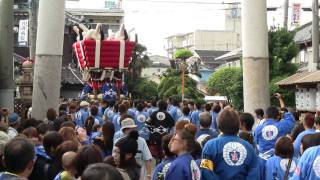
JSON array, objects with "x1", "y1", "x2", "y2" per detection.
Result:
[
  {"x1": 32, "y1": 0, "x2": 65, "y2": 119},
  {"x1": 0, "y1": 0, "x2": 14, "y2": 110},
  {"x1": 28, "y1": 0, "x2": 39, "y2": 60},
  {"x1": 242, "y1": 0, "x2": 270, "y2": 116}
]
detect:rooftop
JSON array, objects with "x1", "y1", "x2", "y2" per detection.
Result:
[
  {"x1": 194, "y1": 50, "x2": 229, "y2": 64},
  {"x1": 276, "y1": 70, "x2": 320, "y2": 87}
]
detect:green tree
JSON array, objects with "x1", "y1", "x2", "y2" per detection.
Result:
[
  {"x1": 268, "y1": 28, "x2": 299, "y2": 106},
  {"x1": 206, "y1": 28, "x2": 299, "y2": 109},
  {"x1": 269, "y1": 28, "x2": 299, "y2": 78},
  {"x1": 126, "y1": 77, "x2": 158, "y2": 100},
  {"x1": 126, "y1": 43, "x2": 152, "y2": 98},
  {"x1": 158, "y1": 69, "x2": 203, "y2": 100},
  {"x1": 207, "y1": 67, "x2": 243, "y2": 110},
  {"x1": 128, "y1": 43, "x2": 150, "y2": 78},
  {"x1": 174, "y1": 49, "x2": 193, "y2": 60}
]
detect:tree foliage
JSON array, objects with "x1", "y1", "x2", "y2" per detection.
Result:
[
  {"x1": 126, "y1": 43, "x2": 155, "y2": 100},
  {"x1": 129, "y1": 77, "x2": 158, "y2": 100},
  {"x1": 268, "y1": 28, "x2": 299, "y2": 107},
  {"x1": 207, "y1": 67, "x2": 243, "y2": 110},
  {"x1": 206, "y1": 28, "x2": 299, "y2": 110},
  {"x1": 270, "y1": 76, "x2": 295, "y2": 107},
  {"x1": 174, "y1": 49, "x2": 193, "y2": 60},
  {"x1": 158, "y1": 69, "x2": 204, "y2": 100},
  {"x1": 128, "y1": 43, "x2": 150, "y2": 77},
  {"x1": 269, "y1": 28, "x2": 299, "y2": 78}
]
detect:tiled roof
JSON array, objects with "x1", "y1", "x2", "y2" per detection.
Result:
[
  {"x1": 61, "y1": 66, "x2": 83, "y2": 85},
  {"x1": 215, "y1": 48, "x2": 242, "y2": 62},
  {"x1": 194, "y1": 50, "x2": 229, "y2": 64},
  {"x1": 276, "y1": 70, "x2": 320, "y2": 86},
  {"x1": 294, "y1": 22, "x2": 312, "y2": 44}
]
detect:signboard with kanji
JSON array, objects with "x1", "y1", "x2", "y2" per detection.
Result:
[{"x1": 18, "y1": 19, "x2": 28, "y2": 47}]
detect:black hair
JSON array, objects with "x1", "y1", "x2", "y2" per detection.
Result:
[
  {"x1": 82, "y1": 163, "x2": 124, "y2": 180},
  {"x1": 301, "y1": 133, "x2": 320, "y2": 153},
  {"x1": 115, "y1": 130, "x2": 139, "y2": 169},
  {"x1": 36, "y1": 122, "x2": 49, "y2": 135},
  {"x1": 213, "y1": 104, "x2": 221, "y2": 113},
  {"x1": 254, "y1": 108, "x2": 264, "y2": 119},
  {"x1": 84, "y1": 116, "x2": 95, "y2": 136},
  {"x1": 3, "y1": 137, "x2": 35, "y2": 173},
  {"x1": 158, "y1": 100, "x2": 167, "y2": 111},
  {"x1": 137, "y1": 102, "x2": 144, "y2": 112},
  {"x1": 266, "y1": 106, "x2": 280, "y2": 119},
  {"x1": 239, "y1": 132, "x2": 254, "y2": 145},
  {"x1": 43, "y1": 131, "x2": 63, "y2": 157},
  {"x1": 204, "y1": 103, "x2": 211, "y2": 112},
  {"x1": 90, "y1": 105, "x2": 99, "y2": 116},
  {"x1": 182, "y1": 106, "x2": 190, "y2": 116},
  {"x1": 151, "y1": 99, "x2": 157, "y2": 107},
  {"x1": 239, "y1": 113, "x2": 255, "y2": 131},
  {"x1": 54, "y1": 115, "x2": 69, "y2": 131},
  {"x1": 195, "y1": 102, "x2": 202, "y2": 110},
  {"x1": 290, "y1": 123, "x2": 305, "y2": 141}
]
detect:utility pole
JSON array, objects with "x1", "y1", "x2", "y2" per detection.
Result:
[
  {"x1": 283, "y1": 0, "x2": 289, "y2": 29},
  {"x1": 312, "y1": 0, "x2": 320, "y2": 71},
  {"x1": 0, "y1": 0, "x2": 14, "y2": 111},
  {"x1": 242, "y1": 0, "x2": 270, "y2": 117},
  {"x1": 28, "y1": 0, "x2": 39, "y2": 60},
  {"x1": 32, "y1": 0, "x2": 65, "y2": 119}
]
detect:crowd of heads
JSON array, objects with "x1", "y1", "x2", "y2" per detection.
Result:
[{"x1": 0, "y1": 96, "x2": 319, "y2": 180}]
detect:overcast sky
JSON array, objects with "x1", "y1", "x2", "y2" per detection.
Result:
[{"x1": 66, "y1": 0, "x2": 313, "y2": 56}]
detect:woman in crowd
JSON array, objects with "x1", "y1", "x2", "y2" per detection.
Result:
[
  {"x1": 59, "y1": 127, "x2": 81, "y2": 147},
  {"x1": 165, "y1": 124, "x2": 201, "y2": 180},
  {"x1": 93, "y1": 121, "x2": 115, "y2": 157},
  {"x1": 265, "y1": 136, "x2": 298, "y2": 180},
  {"x1": 113, "y1": 130, "x2": 140, "y2": 180},
  {"x1": 152, "y1": 134, "x2": 175, "y2": 180}
]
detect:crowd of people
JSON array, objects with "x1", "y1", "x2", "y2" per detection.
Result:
[{"x1": 0, "y1": 94, "x2": 319, "y2": 180}]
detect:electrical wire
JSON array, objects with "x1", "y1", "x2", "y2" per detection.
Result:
[{"x1": 126, "y1": 0, "x2": 240, "y2": 5}]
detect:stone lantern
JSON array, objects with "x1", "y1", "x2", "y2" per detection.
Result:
[{"x1": 16, "y1": 60, "x2": 34, "y2": 100}]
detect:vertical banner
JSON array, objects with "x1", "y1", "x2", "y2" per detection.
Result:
[
  {"x1": 292, "y1": 3, "x2": 301, "y2": 25},
  {"x1": 18, "y1": 19, "x2": 28, "y2": 46}
]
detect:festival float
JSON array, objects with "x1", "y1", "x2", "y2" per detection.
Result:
[{"x1": 72, "y1": 23, "x2": 135, "y2": 101}]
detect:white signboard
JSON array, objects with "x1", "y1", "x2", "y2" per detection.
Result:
[{"x1": 18, "y1": 19, "x2": 28, "y2": 46}]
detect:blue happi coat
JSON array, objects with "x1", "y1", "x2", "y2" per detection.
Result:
[
  {"x1": 291, "y1": 145, "x2": 320, "y2": 180},
  {"x1": 165, "y1": 153, "x2": 201, "y2": 180},
  {"x1": 75, "y1": 108, "x2": 89, "y2": 127},
  {"x1": 200, "y1": 135, "x2": 260, "y2": 180},
  {"x1": 265, "y1": 155, "x2": 298, "y2": 180},
  {"x1": 191, "y1": 110, "x2": 201, "y2": 128},
  {"x1": 254, "y1": 112, "x2": 295, "y2": 153},
  {"x1": 134, "y1": 111, "x2": 150, "y2": 140},
  {"x1": 152, "y1": 157, "x2": 175, "y2": 180},
  {"x1": 293, "y1": 129, "x2": 316, "y2": 157},
  {"x1": 168, "y1": 106, "x2": 182, "y2": 122},
  {"x1": 79, "y1": 84, "x2": 92, "y2": 100},
  {"x1": 101, "y1": 83, "x2": 117, "y2": 101}
]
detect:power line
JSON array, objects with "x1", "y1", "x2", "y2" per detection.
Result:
[{"x1": 127, "y1": 0, "x2": 240, "y2": 5}]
